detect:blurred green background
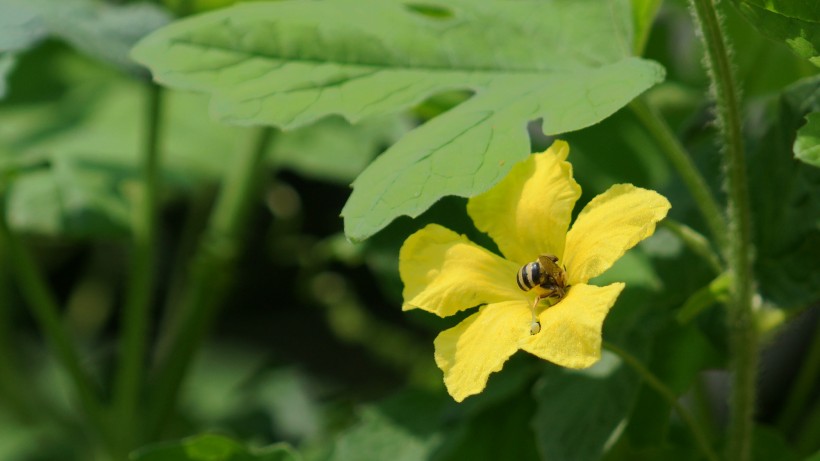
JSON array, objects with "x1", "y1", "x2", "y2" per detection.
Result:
[{"x1": 1, "y1": 0, "x2": 819, "y2": 460}]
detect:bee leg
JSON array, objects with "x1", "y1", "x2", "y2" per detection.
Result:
[{"x1": 529, "y1": 296, "x2": 541, "y2": 335}]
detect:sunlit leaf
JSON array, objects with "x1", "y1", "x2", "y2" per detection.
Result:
[
  {"x1": 132, "y1": 0, "x2": 665, "y2": 241},
  {"x1": 795, "y1": 111, "x2": 820, "y2": 167}
]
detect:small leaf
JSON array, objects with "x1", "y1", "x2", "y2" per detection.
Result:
[
  {"x1": 676, "y1": 273, "x2": 730, "y2": 324},
  {"x1": 795, "y1": 111, "x2": 820, "y2": 167},
  {"x1": 532, "y1": 350, "x2": 642, "y2": 461},
  {"x1": 624, "y1": 322, "x2": 721, "y2": 447},
  {"x1": 731, "y1": 0, "x2": 820, "y2": 67},
  {"x1": 330, "y1": 391, "x2": 448, "y2": 461},
  {"x1": 132, "y1": 0, "x2": 665, "y2": 241},
  {"x1": 131, "y1": 434, "x2": 300, "y2": 461}
]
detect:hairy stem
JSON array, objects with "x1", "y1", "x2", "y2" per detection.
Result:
[
  {"x1": 604, "y1": 341, "x2": 720, "y2": 461},
  {"x1": 112, "y1": 83, "x2": 163, "y2": 453},
  {"x1": 688, "y1": 0, "x2": 757, "y2": 460},
  {"x1": 631, "y1": 99, "x2": 727, "y2": 252},
  {"x1": 146, "y1": 127, "x2": 273, "y2": 437}
]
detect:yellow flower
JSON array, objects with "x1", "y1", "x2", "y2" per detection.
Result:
[{"x1": 399, "y1": 140, "x2": 671, "y2": 402}]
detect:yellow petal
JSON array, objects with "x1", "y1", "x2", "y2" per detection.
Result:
[
  {"x1": 563, "y1": 184, "x2": 671, "y2": 285},
  {"x1": 467, "y1": 140, "x2": 581, "y2": 265},
  {"x1": 520, "y1": 283, "x2": 624, "y2": 368},
  {"x1": 434, "y1": 301, "x2": 531, "y2": 402},
  {"x1": 400, "y1": 224, "x2": 523, "y2": 317}
]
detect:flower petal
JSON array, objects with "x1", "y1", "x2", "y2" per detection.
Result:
[
  {"x1": 400, "y1": 224, "x2": 523, "y2": 317},
  {"x1": 434, "y1": 301, "x2": 531, "y2": 402},
  {"x1": 467, "y1": 140, "x2": 581, "y2": 265},
  {"x1": 563, "y1": 184, "x2": 671, "y2": 285},
  {"x1": 520, "y1": 283, "x2": 624, "y2": 368}
]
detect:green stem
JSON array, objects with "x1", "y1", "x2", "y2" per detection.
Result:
[
  {"x1": 603, "y1": 341, "x2": 720, "y2": 461},
  {"x1": 0, "y1": 189, "x2": 109, "y2": 445},
  {"x1": 0, "y1": 237, "x2": 36, "y2": 424},
  {"x1": 112, "y1": 83, "x2": 163, "y2": 452},
  {"x1": 777, "y1": 316, "x2": 820, "y2": 434},
  {"x1": 661, "y1": 219, "x2": 722, "y2": 275},
  {"x1": 630, "y1": 98, "x2": 727, "y2": 251},
  {"x1": 152, "y1": 185, "x2": 215, "y2": 363},
  {"x1": 146, "y1": 127, "x2": 274, "y2": 437},
  {"x1": 688, "y1": 1, "x2": 757, "y2": 460}
]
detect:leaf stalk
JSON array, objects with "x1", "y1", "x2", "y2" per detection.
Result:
[
  {"x1": 146, "y1": 126, "x2": 274, "y2": 438},
  {"x1": 603, "y1": 341, "x2": 720, "y2": 461},
  {"x1": 112, "y1": 83, "x2": 164, "y2": 453}
]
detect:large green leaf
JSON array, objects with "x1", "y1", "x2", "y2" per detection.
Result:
[
  {"x1": 132, "y1": 0, "x2": 665, "y2": 241},
  {"x1": 0, "y1": 0, "x2": 170, "y2": 74},
  {"x1": 131, "y1": 434, "x2": 299, "y2": 461},
  {"x1": 749, "y1": 75, "x2": 820, "y2": 309},
  {"x1": 731, "y1": 0, "x2": 820, "y2": 67}
]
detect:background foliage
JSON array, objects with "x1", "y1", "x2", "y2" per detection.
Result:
[{"x1": 0, "y1": 0, "x2": 818, "y2": 460}]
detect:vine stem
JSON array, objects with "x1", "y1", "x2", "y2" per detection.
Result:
[
  {"x1": 603, "y1": 341, "x2": 720, "y2": 461},
  {"x1": 687, "y1": 0, "x2": 757, "y2": 460},
  {"x1": 112, "y1": 83, "x2": 163, "y2": 453},
  {"x1": 631, "y1": 99, "x2": 727, "y2": 252},
  {"x1": 661, "y1": 219, "x2": 722, "y2": 275},
  {"x1": 146, "y1": 126, "x2": 274, "y2": 438}
]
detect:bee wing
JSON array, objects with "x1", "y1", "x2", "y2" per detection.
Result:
[{"x1": 538, "y1": 254, "x2": 566, "y2": 284}]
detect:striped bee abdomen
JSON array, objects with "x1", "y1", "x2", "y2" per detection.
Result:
[{"x1": 517, "y1": 261, "x2": 544, "y2": 291}]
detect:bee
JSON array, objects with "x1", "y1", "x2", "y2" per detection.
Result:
[
  {"x1": 517, "y1": 254, "x2": 568, "y2": 300},
  {"x1": 516, "y1": 254, "x2": 569, "y2": 335}
]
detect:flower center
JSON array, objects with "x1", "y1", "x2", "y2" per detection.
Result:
[
  {"x1": 516, "y1": 254, "x2": 569, "y2": 302},
  {"x1": 516, "y1": 254, "x2": 571, "y2": 335}
]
